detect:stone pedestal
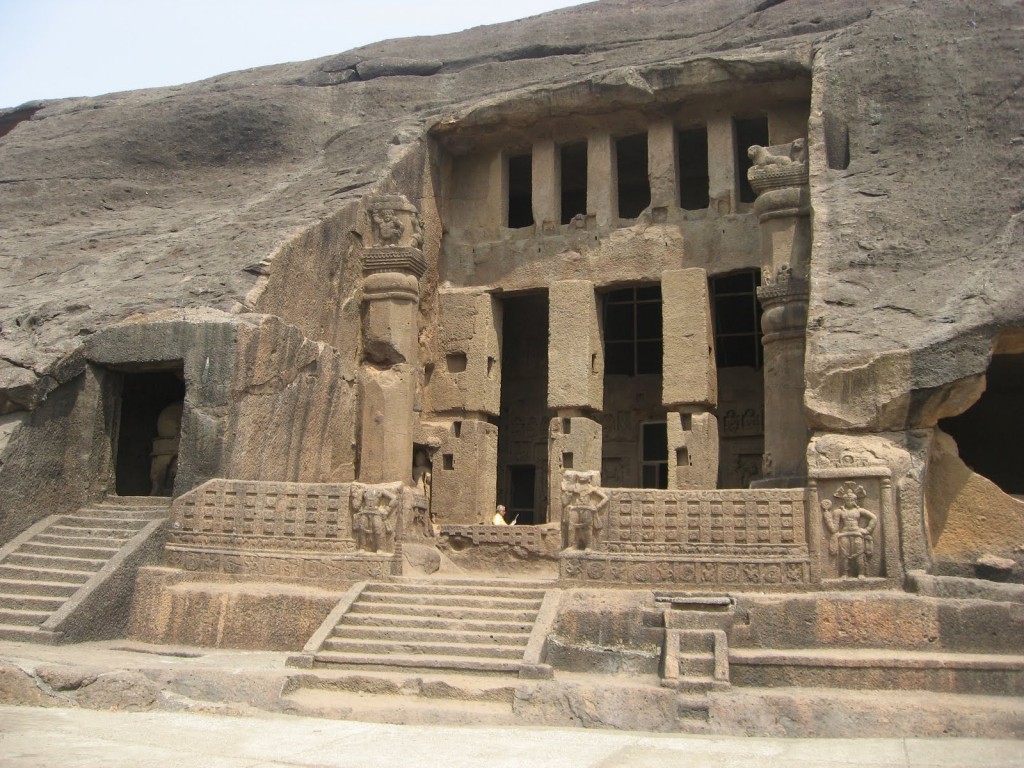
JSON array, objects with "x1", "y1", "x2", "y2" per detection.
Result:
[
  {"x1": 357, "y1": 196, "x2": 426, "y2": 485},
  {"x1": 748, "y1": 142, "x2": 810, "y2": 488}
]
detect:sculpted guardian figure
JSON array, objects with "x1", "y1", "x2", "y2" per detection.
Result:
[
  {"x1": 560, "y1": 470, "x2": 608, "y2": 551},
  {"x1": 821, "y1": 481, "x2": 878, "y2": 578},
  {"x1": 351, "y1": 484, "x2": 398, "y2": 553}
]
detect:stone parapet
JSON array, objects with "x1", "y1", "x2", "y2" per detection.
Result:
[{"x1": 163, "y1": 479, "x2": 404, "y2": 584}]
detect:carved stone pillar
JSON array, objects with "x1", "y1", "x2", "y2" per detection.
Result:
[
  {"x1": 748, "y1": 140, "x2": 810, "y2": 487},
  {"x1": 358, "y1": 195, "x2": 426, "y2": 485}
]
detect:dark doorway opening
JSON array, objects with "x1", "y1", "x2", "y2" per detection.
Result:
[
  {"x1": 616, "y1": 133, "x2": 650, "y2": 219},
  {"x1": 115, "y1": 369, "x2": 185, "y2": 497},
  {"x1": 734, "y1": 116, "x2": 770, "y2": 204},
  {"x1": 496, "y1": 292, "x2": 549, "y2": 524},
  {"x1": 507, "y1": 153, "x2": 534, "y2": 229},
  {"x1": 506, "y1": 464, "x2": 538, "y2": 525},
  {"x1": 940, "y1": 354, "x2": 1024, "y2": 495},
  {"x1": 560, "y1": 141, "x2": 588, "y2": 224}
]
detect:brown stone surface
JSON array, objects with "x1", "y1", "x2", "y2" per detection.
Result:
[{"x1": 926, "y1": 429, "x2": 1024, "y2": 559}]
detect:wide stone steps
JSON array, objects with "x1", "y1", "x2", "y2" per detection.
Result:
[
  {"x1": 356, "y1": 591, "x2": 542, "y2": 611},
  {"x1": 341, "y1": 612, "x2": 533, "y2": 634},
  {"x1": 332, "y1": 625, "x2": 530, "y2": 646},
  {"x1": 347, "y1": 601, "x2": 539, "y2": 623},
  {"x1": 0, "y1": 497, "x2": 169, "y2": 642},
  {"x1": 304, "y1": 578, "x2": 553, "y2": 676},
  {"x1": 323, "y1": 637, "x2": 527, "y2": 660}
]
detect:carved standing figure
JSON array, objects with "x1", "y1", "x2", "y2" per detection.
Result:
[
  {"x1": 351, "y1": 484, "x2": 398, "y2": 553},
  {"x1": 150, "y1": 401, "x2": 183, "y2": 496},
  {"x1": 560, "y1": 471, "x2": 608, "y2": 551},
  {"x1": 821, "y1": 482, "x2": 878, "y2": 578}
]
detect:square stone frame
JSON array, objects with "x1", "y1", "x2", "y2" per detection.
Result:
[{"x1": 807, "y1": 465, "x2": 900, "y2": 586}]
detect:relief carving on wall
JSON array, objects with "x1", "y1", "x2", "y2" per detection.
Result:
[
  {"x1": 350, "y1": 483, "x2": 399, "y2": 553},
  {"x1": 821, "y1": 481, "x2": 878, "y2": 579},
  {"x1": 560, "y1": 470, "x2": 607, "y2": 551}
]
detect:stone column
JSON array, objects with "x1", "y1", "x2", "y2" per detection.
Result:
[
  {"x1": 747, "y1": 140, "x2": 810, "y2": 487},
  {"x1": 647, "y1": 120, "x2": 678, "y2": 211},
  {"x1": 357, "y1": 195, "x2": 426, "y2": 486},
  {"x1": 587, "y1": 132, "x2": 617, "y2": 228},
  {"x1": 548, "y1": 280, "x2": 604, "y2": 522},
  {"x1": 662, "y1": 269, "x2": 719, "y2": 489},
  {"x1": 706, "y1": 116, "x2": 736, "y2": 215},
  {"x1": 532, "y1": 139, "x2": 559, "y2": 231}
]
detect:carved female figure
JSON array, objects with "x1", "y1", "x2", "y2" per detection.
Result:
[{"x1": 822, "y1": 482, "x2": 878, "y2": 578}]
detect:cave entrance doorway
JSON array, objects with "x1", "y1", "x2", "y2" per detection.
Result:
[
  {"x1": 939, "y1": 353, "x2": 1024, "y2": 497},
  {"x1": 113, "y1": 367, "x2": 185, "y2": 497}
]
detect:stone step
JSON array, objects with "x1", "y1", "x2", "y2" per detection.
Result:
[
  {"x1": 84, "y1": 507, "x2": 165, "y2": 519},
  {"x1": 321, "y1": 637, "x2": 526, "y2": 660},
  {"x1": 0, "y1": 623, "x2": 52, "y2": 643},
  {"x1": 348, "y1": 601, "x2": 538, "y2": 623},
  {"x1": 357, "y1": 592, "x2": 543, "y2": 611},
  {"x1": 0, "y1": 607, "x2": 50, "y2": 626},
  {"x1": 0, "y1": 592, "x2": 65, "y2": 612},
  {"x1": 331, "y1": 625, "x2": 530, "y2": 647},
  {"x1": 363, "y1": 582, "x2": 547, "y2": 601},
  {"x1": 312, "y1": 650, "x2": 523, "y2": 675},
  {"x1": 341, "y1": 612, "x2": 534, "y2": 634},
  {"x1": 98, "y1": 495, "x2": 171, "y2": 508},
  {"x1": 20, "y1": 541, "x2": 120, "y2": 560},
  {"x1": 31, "y1": 533, "x2": 129, "y2": 548},
  {"x1": 3, "y1": 552, "x2": 106, "y2": 572},
  {"x1": 0, "y1": 578, "x2": 80, "y2": 597},
  {"x1": 0, "y1": 563, "x2": 93, "y2": 583},
  {"x1": 730, "y1": 647, "x2": 1024, "y2": 697},
  {"x1": 677, "y1": 632, "x2": 716, "y2": 654},
  {"x1": 45, "y1": 525, "x2": 135, "y2": 540},
  {"x1": 55, "y1": 516, "x2": 147, "y2": 530}
]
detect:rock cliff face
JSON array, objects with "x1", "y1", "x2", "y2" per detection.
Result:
[
  {"x1": 2, "y1": 0, "x2": 1024, "y2": 565},
  {"x1": 2, "y1": 0, "x2": 1020, "y2": 424}
]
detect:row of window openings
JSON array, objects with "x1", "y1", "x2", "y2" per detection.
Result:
[
  {"x1": 604, "y1": 271, "x2": 763, "y2": 375},
  {"x1": 507, "y1": 117, "x2": 770, "y2": 229}
]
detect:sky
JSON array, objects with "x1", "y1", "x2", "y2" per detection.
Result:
[{"x1": 0, "y1": 0, "x2": 589, "y2": 109}]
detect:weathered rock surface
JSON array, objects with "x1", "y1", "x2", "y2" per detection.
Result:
[{"x1": 0, "y1": 0, "x2": 1020, "y2": 432}]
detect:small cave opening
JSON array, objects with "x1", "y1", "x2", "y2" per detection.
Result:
[
  {"x1": 939, "y1": 353, "x2": 1024, "y2": 496},
  {"x1": 114, "y1": 368, "x2": 185, "y2": 497}
]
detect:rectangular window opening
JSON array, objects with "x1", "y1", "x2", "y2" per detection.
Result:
[
  {"x1": 734, "y1": 116, "x2": 770, "y2": 204},
  {"x1": 560, "y1": 141, "x2": 588, "y2": 224},
  {"x1": 507, "y1": 153, "x2": 534, "y2": 228},
  {"x1": 562, "y1": 452, "x2": 574, "y2": 470},
  {"x1": 616, "y1": 133, "x2": 650, "y2": 219},
  {"x1": 710, "y1": 269, "x2": 763, "y2": 368},
  {"x1": 677, "y1": 126, "x2": 709, "y2": 210},
  {"x1": 603, "y1": 284, "x2": 662, "y2": 377},
  {"x1": 442, "y1": 453, "x2": 455, "y2": 470}
]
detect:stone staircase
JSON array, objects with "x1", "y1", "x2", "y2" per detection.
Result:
[
  {"x1": 293, "y1": 577, "x2": 560, "y2": 677},
  {"x1": 0, "y1": 496, "x2": 169, "y2": 643}
]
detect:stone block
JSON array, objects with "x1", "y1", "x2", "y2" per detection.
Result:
[
  {"x1": 431, "y1": 418, "x2": 498, "y2": 525},
  {"x1": 548, "y1": 281, "x2": 602, "y2": 411},
  {"x1": 359, "y1": 364, "x2": 415, "y2": 484},
  {"x1": 667, "y1": 409, "x2": 719, "y2": 490},
  {"x1": 648, "y1": 120, "x2": 678, "y2": 210},
  {"x1": 531, "y1": 139, "x2": 558, "y2": 228},
  {"x1": 661, "y1": 268, "x2": 717, "y2": 408},
  {"x1": 426, "y1": 290, "x2": 501, "y2": 416}
]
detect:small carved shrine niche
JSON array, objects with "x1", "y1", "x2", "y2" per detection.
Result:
[{"x1": 811, "y1": 459, "x2": 893, "y2": 580}]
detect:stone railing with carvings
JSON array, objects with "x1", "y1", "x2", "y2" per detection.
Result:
[
  {"x1": 559, "y1": 484, "x2": 812, "y2": 589},
  {"x1": 163, "y1": 479, "x2": 402, "y2": 584},
  {"x1": 439, "y1": 524, "x2": 552, "y2": 553}
]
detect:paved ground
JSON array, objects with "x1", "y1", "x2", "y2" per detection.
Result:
[{"x1": 1, "y1": 705, "x2": 1022, "y2": 768}]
